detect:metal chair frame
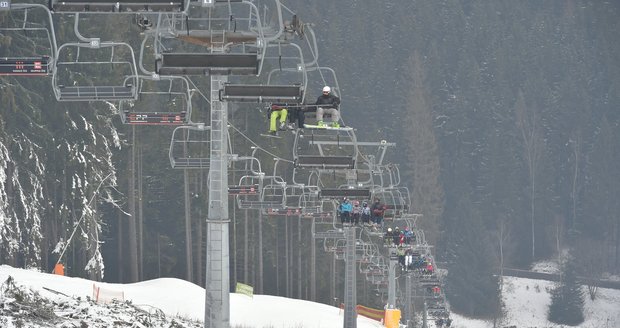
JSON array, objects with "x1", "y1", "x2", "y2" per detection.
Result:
[
  {"x1": 0, "y1": 4, "x2": 57, "y2": 75},
  {"x1": 168, "y1": 123, "x2": 212, "y2": 169},
  {"x1": 52, "y1": 41, "x2": 138, "y2": 101},
  {"x1": 120, "y1": 75, "x2": 192, "y2": 125}
]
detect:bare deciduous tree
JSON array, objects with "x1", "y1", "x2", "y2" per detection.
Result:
[{"x1": 514, "y1": 90, "x2": 543, "y2": 261}]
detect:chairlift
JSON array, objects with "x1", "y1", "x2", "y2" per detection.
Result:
[
  {"x1": 235, "y1": 175, "x2": 285, "y2": 210},
  {"x1": 152, "y1": 1, "x2": 269, "y2": 76},
  {"x1": 52, "y1": 41, "x2": 138, "y2": 101},
  {"x1": 0, "y1": 4, "x2": 57, "y2": 76},
  {"x1": 219, "y1": 41, "x2": 307, "y2": 103},
  {"x1": 168, "y1": 124, "x2": 211, "y2": 169},
  {"x1": 120, "y1": 75, "x2": 191, "y2": 125},
  {"x1": 293, "y1": 128, "x2": 358, "y2": 169},
  {"x1": 373, "y1": 187, "x2": 411, "y2": 220}
]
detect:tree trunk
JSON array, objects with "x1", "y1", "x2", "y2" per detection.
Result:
[
  {"x1": 137, "y1": 145, "x2": 144, "y2": 281},
  {"x1": 298, "y1": 215, "x2": 302, "y2": 299},
  {"x1": 244, "y1": 209, "x2": 249, "y2": 283},
  {"x1": 285, "y1": 216, "x2": 290, "y2": 297},
  {"x1": 257, "y1": 210, "x2": 263, "y2": 293},
  {"x1": 117, "y1": 210, "x2": 124, "y2": 282},
  {"x1": 310, "y1": 218, "x2": 316, "y2": 301},
  {"x1": 276, "y1": 222, "x2": 280, "y2": 295},
  {"x1": 196, "y1": 172, "x2": 205, "y2": 286},
  {"x1": 127, "y1": 126, "x2": 139, "y2": 282},
  {"x1": 183, "y1": 168, "x2": 193, "y2": 282},
  {"x1": 515, "y1": 90, "x2": 542, "y2": 262},
  {"x1": 232, "y1": 201, "x2": 237, "y2": 288}
]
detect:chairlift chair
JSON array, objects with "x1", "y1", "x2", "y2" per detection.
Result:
[
  {"x1": 0, "y1": 4, "x2": 57, "y2": 76},
  {"x1": 373, "y1": 187, "x2": 411, "y2": 220},
  {"x1": 293, "y1": 128, "x2": 358, "y2": 170},
  {"x1": 52, "y1": 42, "x2": 138, "y2": 101},
  {"x1": 265, "y1": 184, "x2": 317, "y2": 216},
  {"x1": 152, "y1": 1, "x2": 269, "y2": 76},
  {"x1": 120, "y1": 75, "x2": 191, "y2": 125},
  {"x1": 235, "y1": 175, "x2": 285, "y2": 210},
  {"x1": 168, "y1": 124, "x2": 211, "y2": 169}
]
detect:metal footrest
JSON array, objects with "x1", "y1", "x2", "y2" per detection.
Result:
[
  {"x1": 237, "y1": 201, "x2": 283, "y2": 210},
  {"x1": 266, "y1": 208, "x2": 302, "y2": 216},
  {"x1": 0, "y1": 57, "x2": 50, "y2": 76},
  {"x1": 58, "y1": 85, "x2": 136, "y2": 101},
  {"x1": 122, "y1": 111, "x2": 187, "y2": 125},
  {"x1": 314, "y1": 231, "x2": 345, "y2": 239},
  {"x1": 170, "y1": 157, "x2": 210, "y2": 169}
]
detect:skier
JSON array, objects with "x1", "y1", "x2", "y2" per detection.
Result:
[
  {"x1": 315, "y1": 86, "x2": 341, "y2": 128},
  {"x1": 265, "y1": 103, "x2": 288, "y2": 136},
  {"x1": 371, "y1": 198, "x2": 386, "y2": 228},
  {"x1": 338, "y1": 197, "x2": 353, "y2": 225},
  {"x1": 351, "y1": 200, "x2": 361, "y2": 225},
  {"x1": 361, "y1": 201, "x2": 372, "y2": 226}
]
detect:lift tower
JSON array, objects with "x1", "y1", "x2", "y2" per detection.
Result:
[{"x1": 206, "y1": 72, "x2": 230, "y2": 328}]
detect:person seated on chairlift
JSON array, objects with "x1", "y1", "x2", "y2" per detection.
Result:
[
  {"x1": 266, "y1": 103, "x2": 289, "y2": 136},
  {"x1": 338, "y1": 197, "x2": 353, "y2": 224},
  {"x1": 315, "y1": 86, "x2": 341, "y2": 128}
]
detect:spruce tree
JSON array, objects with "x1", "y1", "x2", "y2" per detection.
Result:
[
  {"x1": 445, "y1": 197, "x2": 501, "y2": 318},
  {"x1": 547, "y1": 254, "x2": 585, "y2": 326}
]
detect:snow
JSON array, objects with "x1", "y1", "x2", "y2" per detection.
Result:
[
  {"x1": 1, "y1": 264, "x2": 619, "y2": 328},
  {"x1": 0, "y1": 265, "x2": 383, "y2": 328},
  {"x1": 452, "y1": 276, "x2": 620, "y2": 328}
]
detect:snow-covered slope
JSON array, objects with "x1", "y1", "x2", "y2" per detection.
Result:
[
  {"x1": 0, "y1": 264, "x2": 618, "y2": 328},
  {"x1": 0, "y1": 265, "x2": 383, "y2": 328}
]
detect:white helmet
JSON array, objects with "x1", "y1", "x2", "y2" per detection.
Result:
[{"x1": 322, "y1": 86, "x2": 331, "y2": 93}]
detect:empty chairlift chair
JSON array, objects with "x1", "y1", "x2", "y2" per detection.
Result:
[
  {"x1": 120, "y1": 75, "x2": 191, "y2": 125},
  {"x1": 218, "y1": 41, "x2": 308, "y2": 103},
  {"x1": 0, "y1": 4, "x2": 57, "y2": 76},
  {"x1": 52, "y1": 42, "x2": 138, "y2": 101},
  {"x1": 235, "y1": 175, "x2": 286, "y2": 210},
  {"x1": 168, "y1": 124, "x2": 211, "y2": 169},
  {"x1": 152, "y1": 1, "x2": 265, "y2": 76},
  {"x1": 293, "y1": 128, "x2": 358, "y2": 170}
]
